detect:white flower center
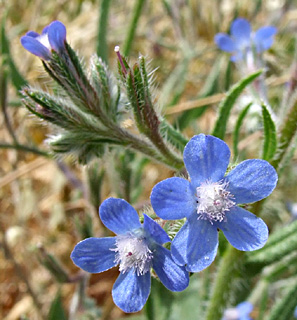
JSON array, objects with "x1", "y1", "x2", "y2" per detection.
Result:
[
  {"x1": 37, "y1": 33, "x2": 51, "y2": 50},
  {"x1": 112, "y1": 232, "x2": 153, "y2": 276},
  {"x1": 196, "y1": 180, "x2": 235, "y2": 223}
]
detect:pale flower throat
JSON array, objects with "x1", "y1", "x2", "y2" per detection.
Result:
[
  {"x1": 196, "y1": 180, "x2": 235, "y2": 223},
  {"x1": 112, "y1": 232, "x2": 153, "y2": 276}
]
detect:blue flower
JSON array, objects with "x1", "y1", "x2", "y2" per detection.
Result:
[
  {"x1": 214, "y1": 18, "x2": 277, "y2": 61},
  {"x1": 150, "y1": 134, "x2": 278, "y2": 272},
  {"x1": 71, "y1": 198, "x2": 189, "y2": 313},
  {"x1": 222, "y1": 301, "x2": 253, "y2": 320},
  {"x1": 20, "y1": 21, "x2": 66, "y2": 60}
]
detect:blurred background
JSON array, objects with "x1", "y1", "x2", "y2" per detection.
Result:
[{"x1": 1, "y1": 0, "x2": 297, "y2": 319}]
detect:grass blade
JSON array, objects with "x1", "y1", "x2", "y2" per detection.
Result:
[{"x1": 261, "y1": 103, "x2": 277, "y2": 161}]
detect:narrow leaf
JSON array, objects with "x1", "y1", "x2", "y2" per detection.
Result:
[
  {"x1": 266, "y1": 278, "x2": 297, "y2": 320},
  {"x1": 212, "y1": 70, "x2": 262, "y2": 139},
  {"x1": 261, "y1": 103, "x2": 277, "y2": 161},
  {"x1": 160, "y1": 119, "x2": 188, "y2": 152},
  {"x1": 271, "y1": 98, "x2": 297, "y2": 170},
  {"x1": 1, "y1": 18, "x2": 27, "y2": 92},
  {"x1": 48, "y1": 290, "x2": 67, "y2": 320},
  {"x1": 123, "y1": 0, "x2": 146, "y2": 56},
  {"x1": 96, "y1": 0, "x2": 112, "y2": 63},
  {"x1": 246, "y1": 220, "x2": 297, "y2": 269}
]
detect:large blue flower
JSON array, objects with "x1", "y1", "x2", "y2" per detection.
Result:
[
  {"x1": 71, "y1": 198, "x2": 189, "y2": 313},
  {"x1": 20, "y1": 21, "x2": 66, "y2": 60},
  {"x1": 222, "y1": 301, "x2": 253, "y2": 320},
  {"x1": 214, "y1": 18, "x2": 277, "y2": 61},
  {"x1": 151, "y1": 134, "x2": 278, "y2": 273}
]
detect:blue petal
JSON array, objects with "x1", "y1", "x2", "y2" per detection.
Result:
[
  {"x1": 48, "y1": 20, "x2": 66, "y2": 52},
  {"x1": 230, "y1": 52, "x2": 243, "y2": 62},
  {"x1": 151, "y1": 177, "x2": 196, "y2": 220},
  {"x1": 99, "y1": 198, "x2": 141, "y2": 235},
  {"x1": 224, "y1": 159, "x2": 278, "y2": 204},
  {"x1": 41, "y1": 25, "x2": 49, "y2": 35},
  {"x1": 112, "y1": 269, "x2": 151, "y2": 313},
  {"x1": 171, "y1": 216, "x2": 218, "y2": 272},
  {"x1": 216, "y1": 206, "x2": 268, "y2": 251},
  {"x1": 183, "y1": 134, "x2": 230, "y2": 186},
  {"x1": 20, "y1": 36, "x2": 51, "y2": 60},
  {"x1": 294, "y1": 305, "x2": 297, "y2": 318},
  {"x1": 70, "y1": 237, "x2": 117, "y2": 273},
  {"x1": 237, "y1": 301, "x2": 253, "y2": 317},
  {"x1": 254, "y1": 26, "x2": 277, "y2": 52},
  {"x1": 26, "y1": 31, "x2": 39, "y2": 38},
  {"x1": 152, "y1": 244, "x2": 189, "y2": 291},
  {"x1": 143, "y1": 214, "x2": 170, "y2": 245},
  {"x1": 231, "y1": 18, "x2": 251, "y2": 46},
  {"x1": 214, "y1": 33, "x2": 236, "y2": 52}
]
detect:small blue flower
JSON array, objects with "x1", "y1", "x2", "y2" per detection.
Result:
[
  {"x1": 222, "y1": 301, "x2": 253, "y2": 320},
  {"x1": 294, "y1": 305, "x2": 297, "y2": 318},
  {"x1": 151, "y1": 134, "x2": 278, "y2": 272},
  {"x1": 214, "y1": 18, "x2": 277, "y2": 61},
  {"x1": 71, "y1": 198, "x2": 189, "y2": 313},
  {"x1": 20, "y1": 21, "x2": 66, "y2": 60}
]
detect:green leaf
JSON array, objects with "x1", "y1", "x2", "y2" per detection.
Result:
[
  {"x1": 246, "y1": 220, "x2": 297, "y2": 270},
  {"x1": 74, "y1": 213, "x2": 94, "y2": 239},
  {"x1": 90, "y1": 55, "x2": 120, "y2": 121},
  {"x1": 87, "y1": 163, "x2": 105, "y2": 209},
  {"x1": 233, "y1": 102, "x2": 252, "y2": 159},
  {"x1": 160, "y1": 119, "x2": 188, "y2": 153},
  {"x1": 212, "y1": 70, "x2": 262, "y2": 139},
  {"x1": 266, "y1": 278, "x2": 297, "y2": 320},
  {"x1": 49, "y1": 132, "x2": 120, "y2": 164},
  {"x1": 145, "y1": 277, "x2": 175, "y2": 320},
  {"x1": 48, "y1": 290, "x2": 67, "y2": 320},
  {"x1": 122, "y1": 0, "x2": 146, "y2": 56},
  {"x1": 37, "y1": 247, "x2": 70, "y2": 283},
  {"x1": 270, "y1": 98, "x2": 297, "y2": 170},
  {"x1": 1, "y1": 18, "x2": 27, "y2": 92},
  {"x1": 261, "y1": 103, "x2": 277, "y2": 161},
  {"x1": 96, "y1": 0, "x2": 112, "y2": 63}
]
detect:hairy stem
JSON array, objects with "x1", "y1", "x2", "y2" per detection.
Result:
[{"x1": 205, "y1": 246, "x2": 244, "y2": 320}]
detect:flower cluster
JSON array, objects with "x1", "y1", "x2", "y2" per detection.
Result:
[
  {"x1": 20, "y1": 21, "x2": 278, "y2": 314},
  {"x1": 71, "y1": 134, "x2": 277, "y2": 312},
  {"x1": 215, "y1": 18, "x2": 277, "y2": 62}
]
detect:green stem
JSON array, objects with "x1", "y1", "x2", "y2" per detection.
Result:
[
  {"x1": 96, "y1": 0, "x2": 112, "y2": 64},
  {"x1": 205, "y1": 246, "x2": 244, "y2": 320},
  {"x1": 1, "y1": 65, "x2": 18, "y2": 144},
  {"x1": 0, "y1": 143, "x2": 50, "y2": 157},
  {"x1": 123, "y1": 0, "x2": 146, "y2": 56},
  {"x1": 119, "y1": 129, "x2": 184, "y2": 170}
]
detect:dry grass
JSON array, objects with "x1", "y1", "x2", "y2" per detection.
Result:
[{"x1": 1, "y1": 0, "x2": 296, "y2": 319}]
